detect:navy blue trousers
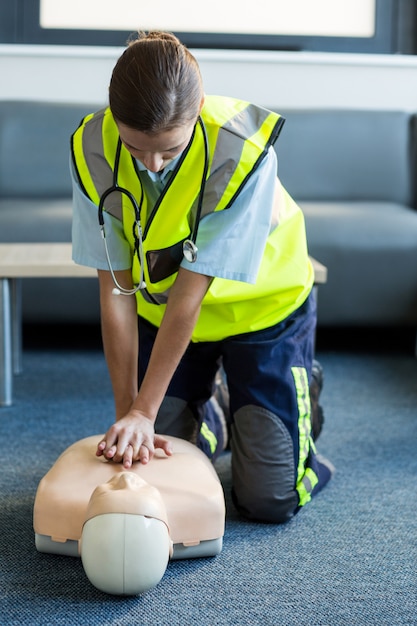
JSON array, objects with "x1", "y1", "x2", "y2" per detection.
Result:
[{"x1": 138, "y1": 292, "x2": 331, "y2": 523}]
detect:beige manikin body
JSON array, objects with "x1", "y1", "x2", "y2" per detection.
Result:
[{"x1": 33, "y1": 435, "x2": 225, "y2": 595}]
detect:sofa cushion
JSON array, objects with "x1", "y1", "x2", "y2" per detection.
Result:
[
  {"x1": 275, "y1": 109, "x2": 416, "y2": 207},
  {"x1": 0, "y1": 199, "x2": 72, "y2": 242},
  {"x1": 302, "y1": 201, "x2": 417, "y2": 325},
  {"x1": 0, "y1": 101, "x2": 98, "y2": 198}
]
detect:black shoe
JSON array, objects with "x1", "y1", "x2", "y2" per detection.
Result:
[{"x1": 310, "y1": 359, "x2": 325, "y2": 441}]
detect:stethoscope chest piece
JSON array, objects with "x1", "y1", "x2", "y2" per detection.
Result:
[{"x1": 183, "y1": 239, "x2": 198, "y2": 263}]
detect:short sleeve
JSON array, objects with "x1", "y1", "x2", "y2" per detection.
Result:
[{"x1": 181, "y1": 147, "x2": 278, "y2": 284}]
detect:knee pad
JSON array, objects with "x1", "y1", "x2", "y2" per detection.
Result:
[{"x1": 230, "y1": 404, "x2": 298, "y2": 523}]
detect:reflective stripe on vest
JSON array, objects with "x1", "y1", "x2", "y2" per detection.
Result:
[
  {"x1": 71, "y1": 107, "x2": 126, "y2": 218},
  {"x1": 291, "y1": 366, "x2": 319, "y2": 507}
]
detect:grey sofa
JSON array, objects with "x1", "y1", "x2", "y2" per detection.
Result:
[
  {"x1": 0, "y1": 100, "x2": 100, "y2": 323},
  {"x1": 276, "y1": 109, "x2": 417, "y2": 326},
  {"x1": 1, "y1": 100, "x2": 417, "y2": 328}
]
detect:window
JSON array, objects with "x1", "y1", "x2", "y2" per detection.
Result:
[{"x1": 1, "y1": 0, "x2": 416, "y2": 54}]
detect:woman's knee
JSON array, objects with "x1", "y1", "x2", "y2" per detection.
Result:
[{"x1": 230, "y1": 404, "x2": 299, "y2": 523}]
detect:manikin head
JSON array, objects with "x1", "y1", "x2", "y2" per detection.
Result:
[{"x1": 81, "y1": 472, "x2": 172, "y2": 595}]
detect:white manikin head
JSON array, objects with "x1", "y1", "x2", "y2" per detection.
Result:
[{"x1": 80, "y1": 472, "x2": 172, "y2": 595}]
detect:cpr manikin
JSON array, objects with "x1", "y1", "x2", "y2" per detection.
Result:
[{"x1": 33, "y1": 435, "x2": 225, "y2": 595}]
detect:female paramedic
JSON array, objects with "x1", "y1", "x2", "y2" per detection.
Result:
[{"x1": 70, "y1": 31, "x2": 333, "y2": 524}]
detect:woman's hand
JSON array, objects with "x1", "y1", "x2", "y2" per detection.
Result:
[{"x1": 96, "y1": 410, "x2": 173, "y2": 468}]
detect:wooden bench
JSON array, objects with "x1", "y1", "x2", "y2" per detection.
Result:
[
  {"x1": 0, "y1": 242, "x2": 327, "y2": 406},
  {"x1": 0, "y1": 244, "x2": 95, "y2": 406}
]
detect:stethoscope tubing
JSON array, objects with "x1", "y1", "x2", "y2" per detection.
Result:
[{"x1": 98, "y1": 117, "x2": 209, "y2": 296}]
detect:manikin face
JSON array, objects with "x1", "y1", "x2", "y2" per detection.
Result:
[
  {"x1": 85, "y1": 472, "x2": 169, "y2": 523},
  {"x1": 117, "y1": 121, "x2": 196, "y2": 173}
]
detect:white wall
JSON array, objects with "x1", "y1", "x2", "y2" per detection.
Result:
[{"x1": 2, "y1": 44, "x2": 417, "y2": 111}]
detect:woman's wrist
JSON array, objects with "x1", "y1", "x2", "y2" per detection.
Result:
[{"x1": 128, "y1": 402, "x2": 159, "y2": 424}]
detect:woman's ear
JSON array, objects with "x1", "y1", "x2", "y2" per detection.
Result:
[{"x1": 199, "y1": 95, "x2": 206, "y2": 113}]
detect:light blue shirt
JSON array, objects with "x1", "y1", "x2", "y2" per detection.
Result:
[{"x1": 71, "y1": 147, "x2": 278, "y2": 284}]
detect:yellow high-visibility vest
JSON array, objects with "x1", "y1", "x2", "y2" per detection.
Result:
[{"x1": 72, "y1": 95, "x2": 314, "y2": 341}]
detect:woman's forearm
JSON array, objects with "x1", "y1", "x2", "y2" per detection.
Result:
[
  {"x1": 98, "y1": 269, "x2": 139, "y2": 419},
  {"x1": 131, "y1": 268, "x2": 212, "y2": 420}
]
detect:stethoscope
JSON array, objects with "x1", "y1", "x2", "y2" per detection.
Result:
[{"x1": 98, "y1": 117, "x2": 209, "y2": 296}]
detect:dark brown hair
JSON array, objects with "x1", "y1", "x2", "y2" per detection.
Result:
[{"x1": 109, "y1": 31, "x2": 204, "y2": 132}]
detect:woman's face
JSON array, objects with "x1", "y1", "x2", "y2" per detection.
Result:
[{"x1": 117, "y1": 121, "x2": 196, "y2": 173}]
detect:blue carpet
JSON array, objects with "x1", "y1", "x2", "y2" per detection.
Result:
[{"x1": 0, "y1": 346, "x2": 416, "y2": 625}]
